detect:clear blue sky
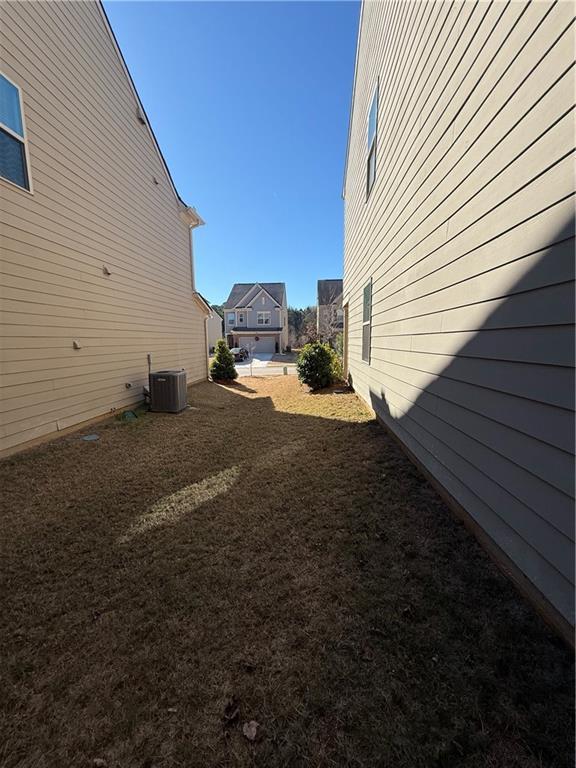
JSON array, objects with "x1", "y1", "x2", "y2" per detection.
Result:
[{"x1": 103, "y1": 1, "x2": 359, "y2": 308}]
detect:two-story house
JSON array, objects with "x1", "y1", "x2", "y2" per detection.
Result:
[
  {"x1": 317, "y1": 279, "x2": 343, "y2": 344},
  {"x1": 343, "y1": 1, "x2": 575, "y2": 639},
  {"x1": 223, "y1": 283, "x2": 288, "y2": 354},
  {"x1": 0, "y1": 0, "x2": 209, "y2": 456}
]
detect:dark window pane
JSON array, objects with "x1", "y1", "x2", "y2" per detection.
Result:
[
  {"x1": 367, "y1": 142, "x2": 376, "y2": 195},
  {"x1": 0, "y1": 128, "x2": 28, "y2": 189},
  {"x1": 0, "y1": 74, "x2": 23, "y2": 136},
  {"x1": 362, "y1": 323, "x2": 371, "y2": 363},
  {"x1": 363, "y1": 281, "x2": 371, "y2": 323},
  {"x1": 368, "y1": 88, "x2": 378, "y2": 148}
]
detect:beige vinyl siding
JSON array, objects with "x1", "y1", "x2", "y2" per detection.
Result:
[
  {"x1": 343, "y1": 1, "x2": 575, "y2": 627},
  {"x1": 206, "y1": 313, "x2": 224, "y2": 351},
  {"x1": 0, "y1": 1, "x2": 207, "y2": 455}
]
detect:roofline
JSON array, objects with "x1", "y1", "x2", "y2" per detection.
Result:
[
  {"x1": 97, "y1": 1, "x2": 203, "y2": 221},
  {"x1": 239, "y1": 285, "x2": 283, "y2": 308},
  {"x1": 342, "y1": 0, "x2": 364, "y2": 200},
  {"x1": 193, "y1": 291, "x2": 212, "y2": 315},
  {"x1": 233, "y1": 282, "x2": 263, "y2": 308},
  {"x1": 226, "y1": 282, "x2": 285, "y2": 309}
]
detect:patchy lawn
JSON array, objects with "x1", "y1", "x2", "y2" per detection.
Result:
[{"x1": 0, "y1": 377, "x2": 572, "y2": 768}]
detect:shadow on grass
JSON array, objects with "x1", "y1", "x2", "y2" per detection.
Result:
[{"x1": 0, "y1": 380, "x2": 573, "y2": 768}]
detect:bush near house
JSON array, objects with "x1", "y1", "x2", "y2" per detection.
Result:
[
  {"x1": 297, "y1": 341, "x2": 342, "y2": 390},
  {"x1": 210, "y1": 339, "x2": 238, "y2": 381}
]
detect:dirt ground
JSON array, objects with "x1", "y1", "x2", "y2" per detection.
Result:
[{"x1": 0, "y1": 377, "x2": 573, "y2": 768}]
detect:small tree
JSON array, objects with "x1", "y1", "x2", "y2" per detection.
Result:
[
  {"x1": 297, "y1": 341, "x2": 341, "y2": 390},
  {"x1": 210, "y1": 339, "x2": 238, "y2": 381}
]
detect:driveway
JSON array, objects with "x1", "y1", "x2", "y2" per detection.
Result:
[
  {"x1": 0, "y1": 377, "x2": 572, "y2": 767},
  {"x1": 235, "y1": 353, "x2": 297, "y2": 376},
  {"x1": 235, "y1": 353, "x2": 273, "y2": 368}
]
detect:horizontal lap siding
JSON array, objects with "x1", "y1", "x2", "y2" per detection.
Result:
[
  {"x1": 0, "y1": 1, "x2": 207, "y2": 455},
  {"x1": 343, "y1": 1, "x2": 575, "y2": 625}
]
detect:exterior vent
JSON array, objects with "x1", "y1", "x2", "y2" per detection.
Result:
[{"x1": 150, "y1": 370, "x2": 187, "y2": 413}]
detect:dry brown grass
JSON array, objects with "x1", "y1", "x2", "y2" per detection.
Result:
[{"x1": 0, "y1": 377, "x2": 573, "y2": 768}]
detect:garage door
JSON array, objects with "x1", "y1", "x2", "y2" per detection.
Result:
[{"x1": 244, "y1": 336, "x2": 276, "y2": 354}]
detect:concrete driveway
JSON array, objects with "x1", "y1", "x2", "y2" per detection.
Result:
[
  {"x1": 235, "y1": 353, "x2": 297, "y2": 377},
  {"x1": 235, "y1": 353, "x2": 273, "y2": 369}
]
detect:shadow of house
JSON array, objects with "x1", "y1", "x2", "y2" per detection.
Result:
[{"x1": 367, "y1": 213, "x2": 575, "y2": 638}]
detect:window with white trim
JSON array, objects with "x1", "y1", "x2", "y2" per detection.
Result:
[
  {"x1": 362, "y1": 280, "x2": 371, "y2": 363},
  {"x1": 227, "y1": 312, "x2": 235, "y2": 325},
  {"x1": 257, "y1": 311, "x2": 271, "y2": 325},
  {"x1": 238, "y1": 312, "x2": 245, "y2": 324},
  {"x1": 366, "y1": 84, "x2": 378, "y2": 198},
  {"x1": 0, "y1": 73, "x2": 30, "y2": 190}
]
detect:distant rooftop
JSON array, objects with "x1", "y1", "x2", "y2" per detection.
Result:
[{"x1": 224, "y1": 282, "x2": 286, "y2": 308}]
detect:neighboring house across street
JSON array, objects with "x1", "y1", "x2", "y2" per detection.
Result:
[{"x1": 223, "y1": 282, "x2": 288, "y2": 354}]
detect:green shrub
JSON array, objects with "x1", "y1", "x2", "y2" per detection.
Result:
[
  {"x1": 296, "y1": 341, "x2": 342, "y2": 390},
  {"x1": 331, "y1": 349, "x2": 343, "y2": 382},
  {"x1": 210, "y1": 339, "x2": 238, "y2": 381}
]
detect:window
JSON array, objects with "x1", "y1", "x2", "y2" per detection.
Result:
[
  {"x1": 257, "y1": 311, "x2": 271, "y2": 325},
  {"x1": 238, "y1": 312, "x2": 245, "y2": 324},
  {"x1": 261, "y1": 296, "x2": 265, "y2": 305},
  {"x1": 227, "y1": 312, "x2": 235, "y2": 325},
  {"x1": 0, "y1": 73, "x2": 30, "y2": 190},
  {"x1": 362, "y1": 280, "x2": 371, "y2": 363},
  {"x1": 366, "y1": 84, "x2": 378, "y2": 198}
]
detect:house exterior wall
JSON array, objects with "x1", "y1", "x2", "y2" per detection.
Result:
[
  {"x1": 207, "y1": 313, "x2": 223, "y2": 352},
  {"x1": 0, "y1": 0, "x2": 208, "y2": 456},
  {"x1": 343, "y1": 1, "x2": 575, "y2": 628},
  {"x1": 246, "y1": 291, "x2": 282, "y2": 330}
]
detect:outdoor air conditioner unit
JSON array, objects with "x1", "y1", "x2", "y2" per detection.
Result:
[{"x1": 149, "y1": 369, "x2": 187, "y2": 413}]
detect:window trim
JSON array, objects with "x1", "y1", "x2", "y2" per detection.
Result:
[
  {"x1": 362, "y1": 279, "x2": 372, "y2": 364},
  {"x1": 257, "y1": 311, "x2": 271, "y2": 326},
  {"x1": 366, "y1": 82, "x2": 378, "y2": 200},
  {"x1": 0, "y1": 71, "x2": 33, "y2": 194},
  {"x1": 227, "y1": 312, "x2": 235, "y2": 325}
]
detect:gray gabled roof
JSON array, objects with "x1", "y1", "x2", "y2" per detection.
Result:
[
  {"x1": 317, "y1": 279, "x2": 343, "y2": 306},
  {"x1": 224, "y1": 282, "x2": 286, "y2": 308}
]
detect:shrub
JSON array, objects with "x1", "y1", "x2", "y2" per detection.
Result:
[
  {"x1": 297, "y1": 341, "x2": 342, "y2": 390},
  {"x1": 331, "y1": 349, "x2": 343, "y2": 382},
  {"x1": 210, "y1": 339, "x2": 238, "y2": 381}
]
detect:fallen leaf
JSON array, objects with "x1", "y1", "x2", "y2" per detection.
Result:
[{"x1": 242, "y1": 720, "x2": 259, "y2": 741}]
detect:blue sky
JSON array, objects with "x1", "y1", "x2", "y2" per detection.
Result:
[{"x1": 104, "y1": 1, "x2": 360, "y2": 308}]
